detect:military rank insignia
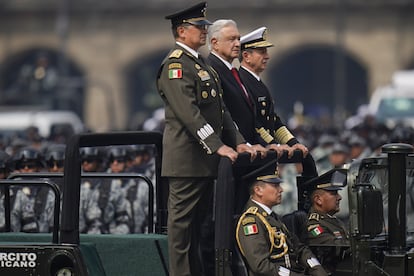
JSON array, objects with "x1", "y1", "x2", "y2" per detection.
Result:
[
  {"x1": 168, "y1": 63, "x2": 182, "y2": 79},
  {"x1": 309, "y1": 225, "x2": 324, "y2": 237},
  {"x1": 333, "y1": 231, "x2": 343, "y2": 239},
  {"x1": 243, "y1": 224, "x2": 258, "y2": 235},
  {"x1": 169, "y1": 49, "x2": 183, "y2": 59},
  {"x1": 197, "y1": 70, "x2": 210, "y2": 81}
]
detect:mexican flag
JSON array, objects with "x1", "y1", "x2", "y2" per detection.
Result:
[
  {"x1": 310, "y1": 225, "x2": 324, "y2": 237},
  {"x1": 169, "y1": 69, "x2": 182, "y2": 79},
  {"x1": 243, "y1": 224, "x2": 258, "y2": 235}
]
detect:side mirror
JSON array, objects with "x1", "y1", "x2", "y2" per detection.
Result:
[{"x1": 356, "y1": 186, "x2": 384, "y2": 238}]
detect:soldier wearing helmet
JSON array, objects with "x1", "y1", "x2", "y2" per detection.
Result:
[
  {"x1": 12, "y1": 146, "x2": 45, "y2": 173},
  {"x1": 0, "y1": 150, "x2": 12, "y2": 231},
  {"x1": 79, "y1": 147, "x2": 103, "y2": 233},
  {"x1": 45, "y1": 144, "x2": 66, "y2": 173},
  {"x1": 10, "y1": 147, "x2": 55, "y2": 233},
  {"x1": 81, "y1": 146, "x2": 131, "y2": 234}
]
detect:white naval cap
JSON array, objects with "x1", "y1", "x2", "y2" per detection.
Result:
[{"x1": 240, "y1": 27, "x2": 274, "y2": 50}]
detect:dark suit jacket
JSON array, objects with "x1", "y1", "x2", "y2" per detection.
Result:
[
  {"x1": 207, "y1": 54, "x2": 258, "y2": 144},
  {"x1": 157, "y1": 45, "x2": 245, "y2": 177},
  {"x1": 239, "y1": 66, "x2": 298, "y2": 146}
]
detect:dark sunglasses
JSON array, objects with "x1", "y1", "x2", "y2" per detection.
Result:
[
  {"x1": 47, "y1": 160, "x2": 65, "y2": 168},
  {"x1": 111, "y1": 158, "x2": 126, "y2": 163},
  {"x1": 82, "y1": 158, "x2": 98, "y2": 163},
  {"x1": 16, "y1": 162, "x2": 39, "y2": 170}
]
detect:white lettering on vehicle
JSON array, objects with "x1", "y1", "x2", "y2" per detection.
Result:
[{"x1": 0, "y1": 252, "x2": 37, "y2": 268}]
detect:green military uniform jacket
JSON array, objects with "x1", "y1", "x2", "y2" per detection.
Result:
[
  {"x1": 157, "y1": 44, "x2": 245, "y2": 177},
  {"x1": 236, "y1": 199, "x2": 327, "y2": 276},
  {"x1": 307, "y1": 207, "x2": 349, "y2": 245},
  {"x1": 307, "y1": 207, "x2": 350, "y2": 274}
]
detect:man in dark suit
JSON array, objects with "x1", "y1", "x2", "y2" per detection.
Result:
[
  {"x1": 156, "y1": 3, "x2": 257, "y2": 275},
  {"x1": 208, "y1": 20, "x2": 296, "y2": 158},
  {"x1": 236, "y1": 163, "x2": 327, "y2": 276},
  {"x1": 239, "y1": 27, "x2": 318, "y2": 177},
  {"x1": 207, "y1": 20, "x2": 259, "y2": 144}
]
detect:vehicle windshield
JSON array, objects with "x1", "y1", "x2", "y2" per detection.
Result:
[
  {"x1": 359, "y1": 159, "x2": 414, "y2": 241},
  {"x1": 377, "y1": 97, "x2": 414, "y2": 119}
]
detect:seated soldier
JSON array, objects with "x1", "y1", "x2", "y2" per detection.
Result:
[
  {"x1": 236, "y1": 163, "x2": 327, "y2": 276},
  {"x1": 306, "y1": 169, "x2": 350, "y2": 274}
]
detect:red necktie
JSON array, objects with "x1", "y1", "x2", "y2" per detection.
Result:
[{"x1": 231, "y1": 68, "x2": 253, "y2": 108}]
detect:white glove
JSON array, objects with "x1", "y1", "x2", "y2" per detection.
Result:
[
  {"x1": 307, "y1": 257, "x2": 321, "y2": 268},
  {"x1": 278, "y1": 266, "x2": 290, "y2": 276}
]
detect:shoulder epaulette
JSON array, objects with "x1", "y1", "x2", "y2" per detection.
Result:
[
  {"x1": 245, "y1": 206, "x2": 258, "y2": 215},
  {"x1": 308, "y1": 213, "x2": 320, "y2": 221},
  {"x1": 169, "y1": 49, "x2": 183, "y2": 59}
]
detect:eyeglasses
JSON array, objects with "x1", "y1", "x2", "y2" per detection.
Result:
[
  {"x1": 82, "y1": 158, "x2": 98, "y2": 164},
  {"x1": 111, "y1": 158, "x2": 126, "y2": 163},
  {"x1": 16, "y1": 162, "x2": 39, "y2": 170},
  {"x1": 47, "y1": 160, "x2": 64, "y2": 168}
]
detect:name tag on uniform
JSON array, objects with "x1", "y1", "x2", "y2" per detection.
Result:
[{"x1": 197, "y1": 70, "x2": 210, "y2": 81}]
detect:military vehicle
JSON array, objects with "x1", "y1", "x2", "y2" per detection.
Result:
[
  {"x1": 0, "y1": 129, "x2": 413, "y2": 275},
  {"x1": 0, "y1": 131, "x2": 169, "y2": 276},
  {"x1": 216, "y1": 142, "x2": 414, "y2": 276},
  {"x1": 344, "y1": 143, "x2": 414, "y2": 276},
  {"x1": 291, "y1": 143, "x2": 414, "y2": 276}
]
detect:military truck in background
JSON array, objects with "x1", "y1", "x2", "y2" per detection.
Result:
[{"x1": 368, "y1": 70, "x2": 414, "y2": 129}]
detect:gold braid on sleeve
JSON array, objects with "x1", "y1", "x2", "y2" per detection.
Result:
[
  {"x1": 274, "y1": 126, "x2": 294, "y2": 144},
  {"x1": 256, "y1": 127, "x2": 275, "y2": 144}
]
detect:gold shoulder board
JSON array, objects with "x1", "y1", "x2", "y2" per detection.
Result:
[
  {"x1": 308, "y1": 213, "x2": 320, "y2": 221},
  {"x1": 169, "y1": 49, "x2": 183, "y2": 59},
  {"x1": 245, "y1": 206, "x2": 258, "y2": 215}
]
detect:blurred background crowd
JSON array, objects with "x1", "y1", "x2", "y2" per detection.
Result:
[{"x1": 0, "y1": 0, "x2": 414, "y2": 235}]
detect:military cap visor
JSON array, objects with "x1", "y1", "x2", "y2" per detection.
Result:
[
  {"x1": 305, "y1": 169, "x2": 347, "y2": 192},
  {"x1": 242, "y1": 159, "x2": 282, "y2": 185},
  {"x1": 241, "y1": 27, "x2": 274, "y2": 50},
  {"x1": 165, "y1": 1, "x2": 212, "y2": 27},
  {"x1": 256, "y1": 175, "x2": 283, "y2": 185}
]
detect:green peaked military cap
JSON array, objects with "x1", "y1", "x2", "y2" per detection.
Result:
[
  {"x1": 242, "y1": 160, "x2": 282, "y2": 185},
  {"x1": 304, "y1": 168, "x2": 347, "y2": 192},
  {"x1": 240, "y1": 27, "x2": 274, "y2": 50},
  {"x1": 165, "y1": 1, "x2": 212, "y2": 27}
]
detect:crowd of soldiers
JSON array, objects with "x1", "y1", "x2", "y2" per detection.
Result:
[{"x1": 0, "y1": 126, "x2": 155, "y2": 234}]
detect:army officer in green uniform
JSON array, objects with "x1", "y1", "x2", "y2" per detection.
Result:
[
  {"x1": 157, "y1": 2, "x2": 257, "y2": 276},
  {"x1": 306, "y1": 169, "x2": 350, "y2": 274},
  {"x1": 236, "y1": 164, "x2": 327, "y2": 276}
]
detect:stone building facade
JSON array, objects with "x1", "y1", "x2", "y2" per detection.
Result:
[{"x1": 0, "y1": 1, "x2": 413, "y2": 131}]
